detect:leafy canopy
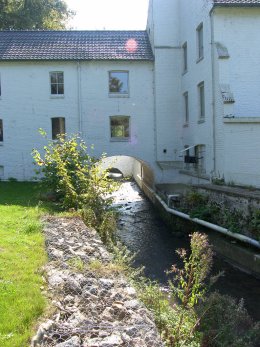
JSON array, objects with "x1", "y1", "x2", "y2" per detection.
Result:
[{"x1": 0, "y1": 0, "x2": 74, "y2": 30}]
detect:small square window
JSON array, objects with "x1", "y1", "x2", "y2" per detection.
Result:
[
  {"x1": 50, "y1": 72, "x2": 64, "y2": 95},
  {"x1": 109, "y1": 71, "x2": 129, "y2": 95},
  {"x1": 182, "y1": 42, "x2": 187, "y2": 72},
  {"x1": 0, "y1": 119, "x2": 3, "y2": 142},
  {"x1": 198, "y1": 82, "x2": 205, "y2": 120},
  {"x1": 110, "y1": 116, "x2": 130, "y2": 140},
  {"x1": 197, "y1": 23, "x2": 204, "y2": 61},
  {"x1": 51, "y1": 117, "x2": 65, "y2": 140}
]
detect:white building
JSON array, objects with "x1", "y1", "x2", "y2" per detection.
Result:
[
  {"x1": 1, "y1": 0, "x2": 260, "y2": 187},
  {"x1": 147, "y1": 0, "x2": 260, "y2": 187}
]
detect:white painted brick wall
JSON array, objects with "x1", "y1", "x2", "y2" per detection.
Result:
[
  {"x1": 213, "y1": 7, "x2": 260, "y2": 186},
  {"x1": 0, "y1": 61, "x2": 155, "y2": 180}
]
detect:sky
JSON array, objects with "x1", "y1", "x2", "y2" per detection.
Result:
[{"x1": 65, "y1": 0, "x2": 149, "y2": 30}]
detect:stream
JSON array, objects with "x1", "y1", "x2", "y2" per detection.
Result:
[{"x1": 112, "y1": 181, "x2": 260, "y2": 321}]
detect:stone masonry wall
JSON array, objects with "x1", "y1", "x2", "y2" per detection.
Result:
[{"x1": 32, "y1": 217, "x2": 164, "y2": 347}]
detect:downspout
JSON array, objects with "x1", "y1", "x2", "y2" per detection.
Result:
[
  {"x1": 77, "y1": 61, "x2": 83, "y2": 134},
  {"x1": 210, "y1": 9, "x2": 217, "y2": 177}
]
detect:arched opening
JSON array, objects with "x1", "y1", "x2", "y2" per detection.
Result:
[{"x1": 99, "y1": 155, "x2": 154, "y2": 190}]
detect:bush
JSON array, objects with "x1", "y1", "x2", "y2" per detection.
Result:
[
  {"x1": 32, "y1": 132, "x2": 118, "y2": 218},
  {"x1": 197, "y1": 292, "x2": 260, "y2": 347}
]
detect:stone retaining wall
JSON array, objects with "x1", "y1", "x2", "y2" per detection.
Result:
[{"x1": 32, "y1": 216, "x2": 164, "y2": 347}]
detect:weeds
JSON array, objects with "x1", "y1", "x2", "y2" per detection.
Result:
[{"x1": 137, "y1": 232, "x2": 259, "y2": 347}]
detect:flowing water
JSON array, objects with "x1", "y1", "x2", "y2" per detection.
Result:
[{"x1": 113, "y1": 181, "x2": 260, "y2": 321}]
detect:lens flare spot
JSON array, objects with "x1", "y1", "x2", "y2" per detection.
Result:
[{"x1": 125, "y1": 38, "x2": 138, "y2": 53}]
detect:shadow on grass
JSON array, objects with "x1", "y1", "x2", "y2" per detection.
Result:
[{"x1": 0, "y1": 181, "x2": 62, "y2": 213}]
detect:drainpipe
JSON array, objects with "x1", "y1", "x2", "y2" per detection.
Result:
[
  {"x1": 155, "y1": 191, "x2": 260, "y2": 250},
  {"x1": 77, "y1": 62, "x2": 83, "y2": 134},
  {"x1": 210, "y1": 10, "x2": 217, "y2": 177},
  {"x1": 140, "y1": 179, "x2": 260, "y2": 250}
]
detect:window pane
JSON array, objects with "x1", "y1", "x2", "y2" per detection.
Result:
[
  {"x1": 109, "y1": 72, "x2": 128, "y2": 94},
  {"x1": 50, "y1": 73, "x2": 57, "y2": 84},
  {"x1": 183, "y1": 43, "x2": 187, "y2": 72},
  {"x1": 52, "y1": 117, "x2": 65, "y2": 140},
  {"x1": 199, "y1": 83, "x2": 205, "y2": 119},
  {"x1": 51, "y1": 84, "x2": 57, "y2": 94},
  {"x1": 58, "y1": 84, "x2": 64, "y2": 94},
  {"x1": 57, "y1": 73, "x2": 64, "y2": 83},
  {"x1": 197, "y1": 24, "x2": 203, "y2": 59},
  {"x1": 110, "y1": 116, "x2": 130, "y2": 139},
  {"x1": 184, "y1": 92, "x2": 189, "y2": 123},
  {"x1": 0, "y1": 119, "x2": 3, "y2": 142},
  {"x1": 50, "y1": 72, "x2": 64, "y2": 95}
]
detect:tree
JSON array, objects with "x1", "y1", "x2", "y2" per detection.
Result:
[{"x1": 0, "y1": 0, "x2": 74, "y2": 30}]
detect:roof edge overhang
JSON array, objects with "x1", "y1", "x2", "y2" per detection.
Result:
[
  {"x1": 213, "y1": 3, "x2": 260, "y2": 8},
  {"x1": 0, "y1": 58, "x2": 154, "y2": 63}
]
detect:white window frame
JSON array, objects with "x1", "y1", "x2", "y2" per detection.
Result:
[
  {"x1": 109, "y1": 71, "x2": 129, "y2": 97},
  {"x1": 51, "y1": 117, "x2": 66, "y2": 140},
  {"x1": 197, "y1": 23, "x2": 204, "y2": 61},
  {"x1": 50, "y1": 71, "x2": 64, "y2": 97},
  {"x1": 110, "y1": 116, "x2": 130, "y2": 141},
  {"x1": 198, "y1": 82, "x2": 205, "y2": 121}
]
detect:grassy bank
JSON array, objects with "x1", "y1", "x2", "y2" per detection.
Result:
[{"x1": 0, "y1": 182, "x2": 49, "y2": 347}]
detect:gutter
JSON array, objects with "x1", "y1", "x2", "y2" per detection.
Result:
[{"x1": 140, "y1": 178, "x2": 260, "y2": 250}]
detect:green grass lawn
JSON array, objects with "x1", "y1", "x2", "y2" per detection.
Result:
[{"x1": 0, "y1": 182, "x2": 50, "y2": 347}]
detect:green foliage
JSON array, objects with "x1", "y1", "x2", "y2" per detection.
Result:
[
  {"x1": 0, "y1": 0, "x2": 74, "y2": 30},
  {"x1": 138, "y1": 233, "x2": 212, "y2": 347},
  {"x1": 67, "y1": 257, "x2": 85, "y2": 272},
  {"x1": 179, "y1": 191, "x2": 243, "y2": 234},
  {"x1": 139, "y1": 281, "x2": 202, "y2": 347},
  {"x1": 32, "y1": 133, "x2": 118, "y2": 216},
  {"x1": 98, "y1": 210, "x2": 117, "y2": 247},
  {"x1": 138, "y1": 232, "x2": 258, "y2": 347},
  {"x1": 248, "y1": 209, "x2": 260, "y2": 240},
  {"x1": 197, "y1": 292, "x2": 260, "y2": 347},
  {"x1": 169, "y1": 232, "x2": 213, "y2": 309},
  {"x1": 0, "y1": 182, "x2": 47, "y2": 347}
]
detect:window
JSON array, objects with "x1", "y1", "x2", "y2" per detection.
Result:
[
  {"x1": 51, "y1": 117, "x2": 65, "y2": 140},
  {"x1": 110, "y1": 116, "x2": 130, "y2": 140},
  {"x1": 197, "y1": 23, "x2": 204, "y2": 60},
  {"x1": 109, "y1": 71, "x2": 129, "y2": 95},
  {"x1": 195, "y1": 145, "x2": 206, "y2": 173},
  {"x1": 182, "y1": 42, "x2": 187, "y2": 72},
  {"x1": 50, "y1": 72, "x2": 64, "y2": 95},
  {"x1": 198, "y1": 82, "x2": 205, "y2": 121},
  {"x1": 183, "y1": 92, "x2": 189, "y2": 124},
  {"x1": 0, "y1": 166, "x2": 4, "y2": 179},
  {"x1": 0, "y1": 119, "x2": 3, "y2": 142}
]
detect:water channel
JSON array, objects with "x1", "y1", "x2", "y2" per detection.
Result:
[{"x1": 112, "y1": 181, "x2": 260, "y2": 321}]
